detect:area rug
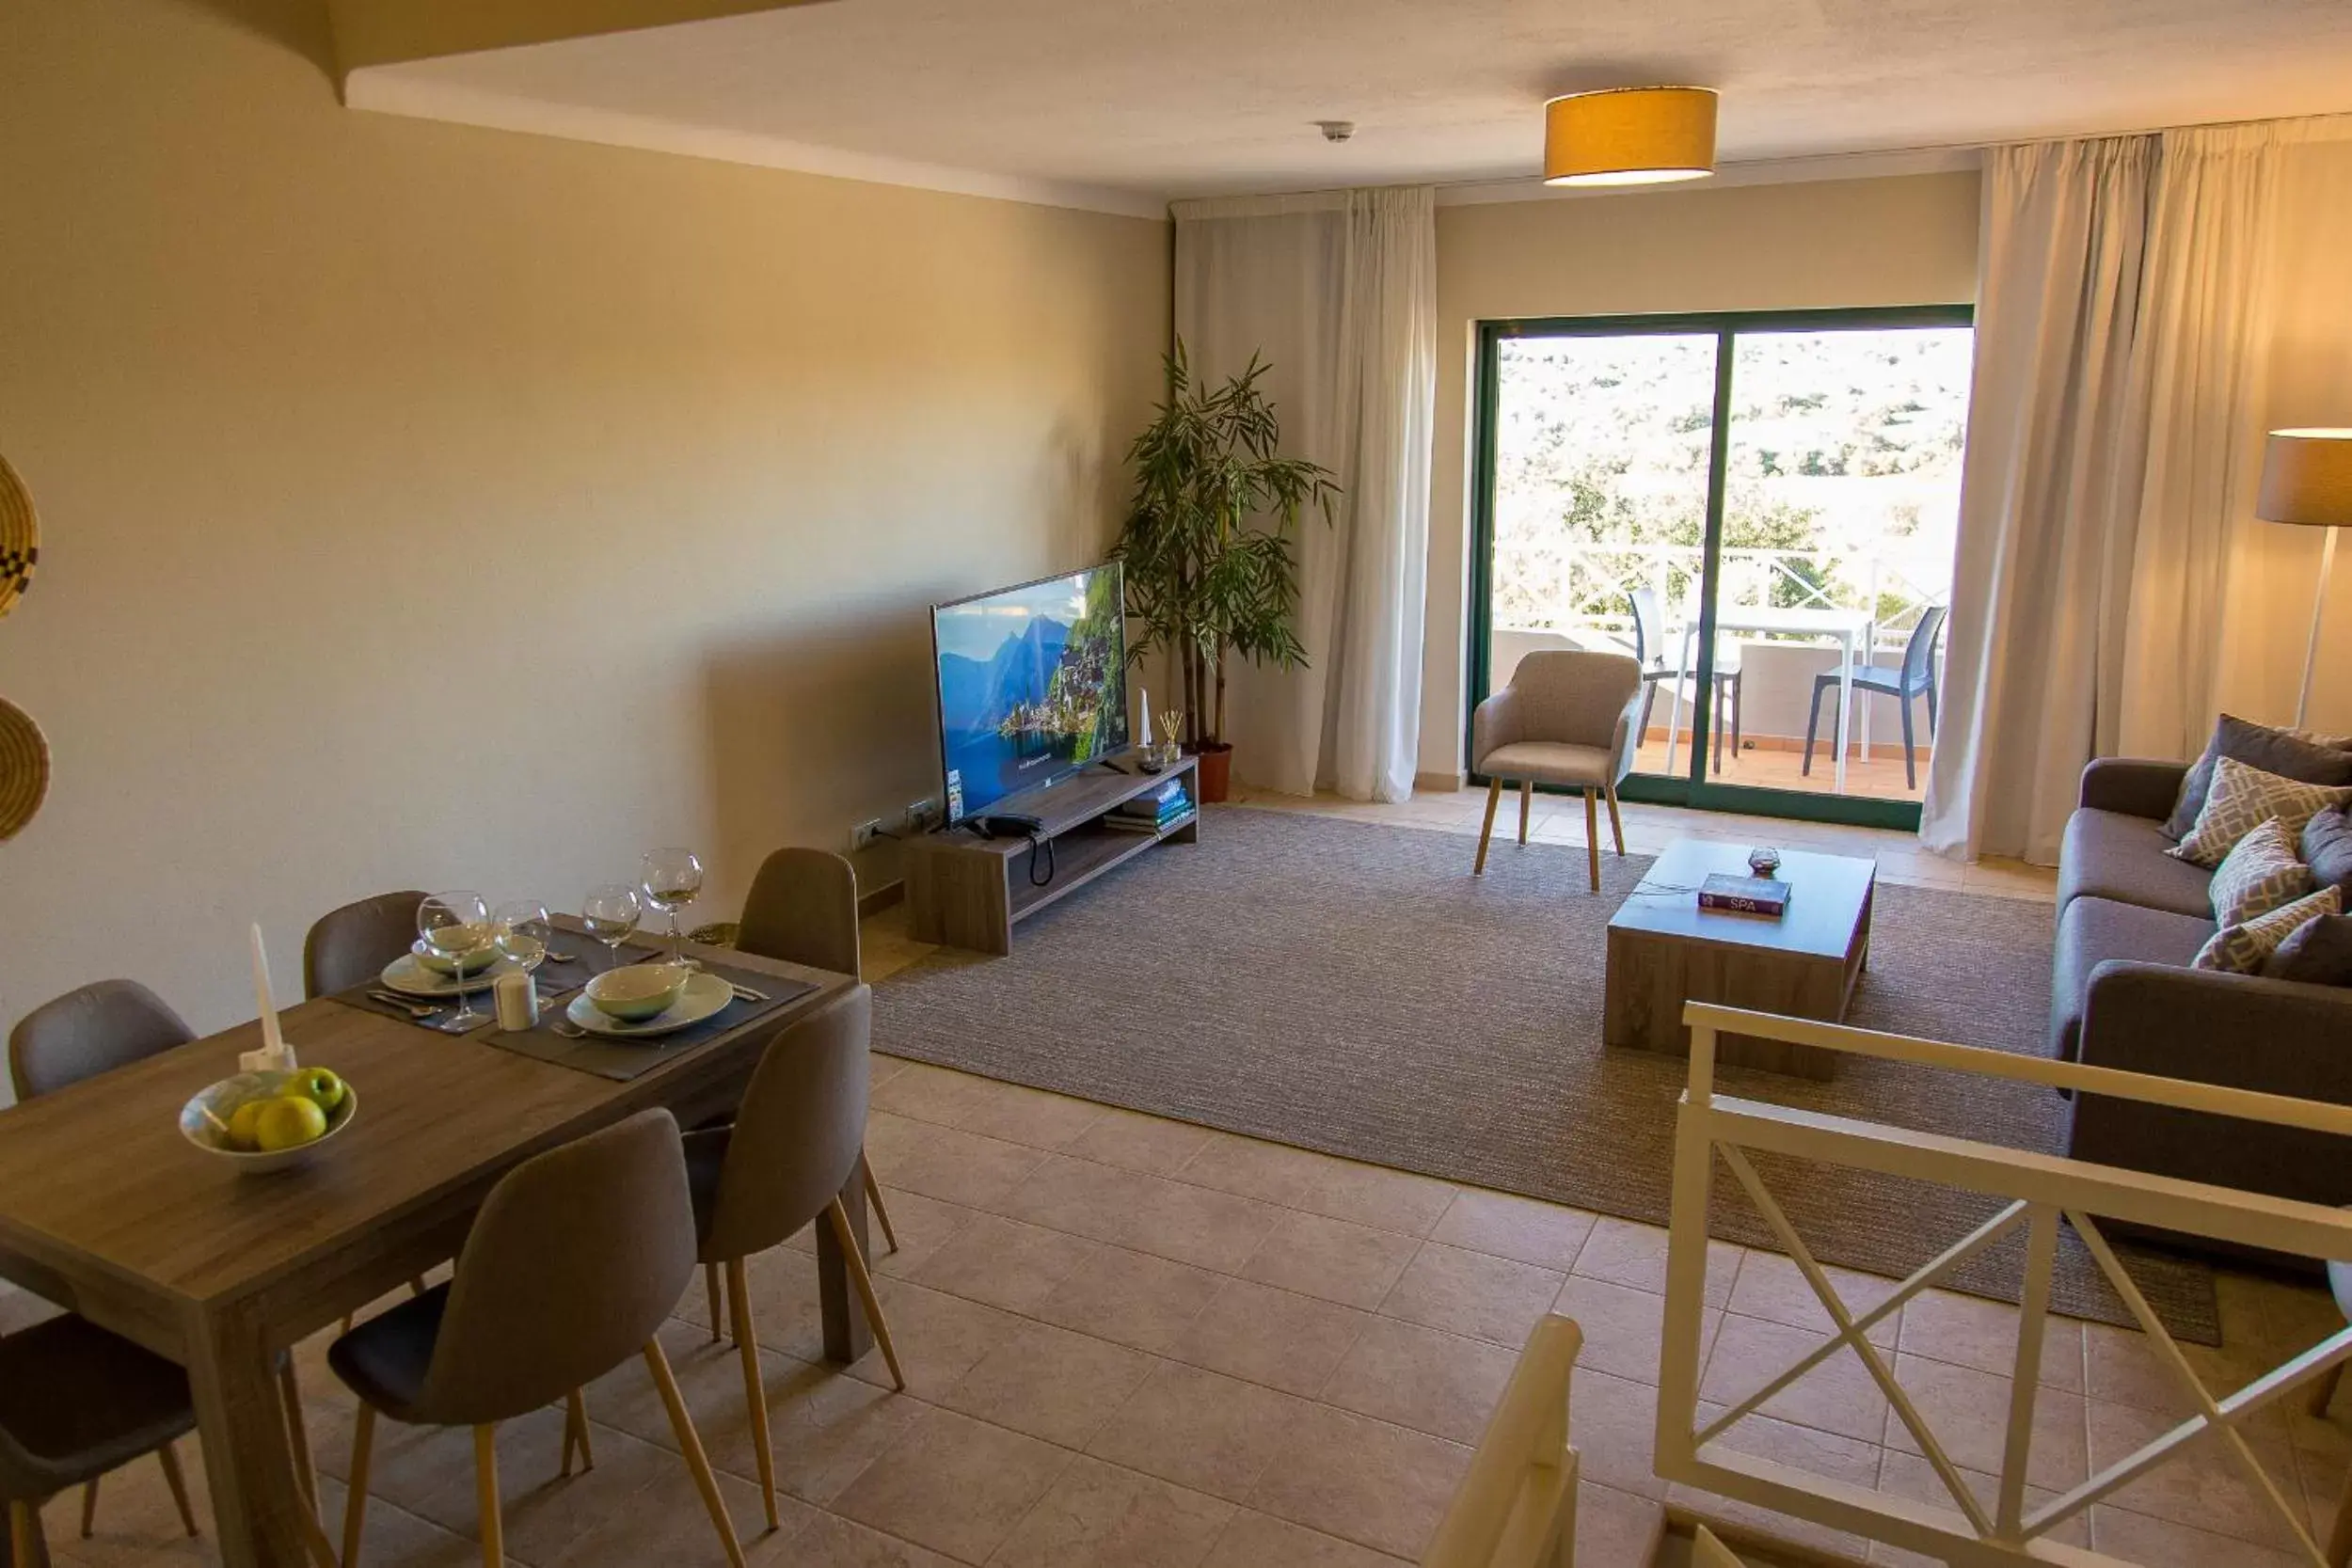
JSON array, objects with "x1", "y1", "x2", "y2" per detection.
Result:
[{"x1": 872, "y1": 806, "x2": 2217, "y2": 1342}]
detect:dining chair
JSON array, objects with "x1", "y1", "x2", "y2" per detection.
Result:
[
  {"x1": 1469, "y1": 650, "x2": 1644, "y2": 892},
  {"x1": 303, "y1": 890, "x2": 432, "y2": 998},
  {"x1": 7, "y1": 981, "x2": 328, "y2": 1542},
  {"x1": 1802, "y1": 603, "x2": 1947, "y2": 789},
  {"x1": 728, "y1": 846, "x2": 898, "y2": 1265},
  {"x1": 682, "y1": 984, "x2": 903, "y2": 1530},
  {"x1": 1629, "y1": 588, "x2": 1741, "y2": 772},
  {"x1": 331, "y1": 1108, "x2": 745, "y2": 1568},
  {"x1": 0, "y1": 1314, "x2": 200, "y2": 1566}
]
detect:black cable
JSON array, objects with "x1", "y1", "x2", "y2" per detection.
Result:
[{"x1": 1026, "y1": 832, "x2": 1057, "y2": 887}]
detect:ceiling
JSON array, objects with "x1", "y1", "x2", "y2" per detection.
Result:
[{"x1": 347, "y1": 0, "x2": 2352, "y2": 215}]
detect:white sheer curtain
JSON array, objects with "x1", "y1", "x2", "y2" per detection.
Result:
[
  {"x1": 1923, "y1": 122, "x2": 2322, "y2": 863},
  {"x1": 1171, "y1": 186, "x2": 1436, "y2": 801}
]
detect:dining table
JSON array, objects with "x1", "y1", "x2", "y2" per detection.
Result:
[
  {"x1": 0, "y1": 920, "x2": 863, "y2": 1568},
  {"x1": 1665, "y1": 604, "x2": 1875, "y2": 791}
]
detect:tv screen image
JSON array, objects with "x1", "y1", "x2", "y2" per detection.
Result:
[{"x1": 931, "y1": 564, "x2": 1129, "y2": 825}]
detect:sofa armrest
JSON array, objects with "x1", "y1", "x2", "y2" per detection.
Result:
[
  {"x1": 2078, "y1": 758, "x2": 2189, "y2": 821},
  {"x1": 1470, "y1": 689, "x2": 1518, "y2": 772},
  {"x1": 2076, "y1": 960, "x2": 2352, "y2": 1102}
]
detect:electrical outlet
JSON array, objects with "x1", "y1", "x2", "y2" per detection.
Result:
[
  {"x1": 904, "y1": 798, "x2": 941, "y2": 833},
  {"x1": 850, "y1": 818, "x2": 883, "y2": 852}
]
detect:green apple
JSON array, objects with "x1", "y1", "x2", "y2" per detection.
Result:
[{"x1": 284, "y1": 1067, "x2": 346, "y2": 1114}]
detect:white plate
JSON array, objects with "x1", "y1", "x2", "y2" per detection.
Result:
[
  {"x1": 378, "y1": 951, "x2": 540, "y2": 998},
  {"x1": 564, "y1": 972, "x2": 735, "y2": 1039}
]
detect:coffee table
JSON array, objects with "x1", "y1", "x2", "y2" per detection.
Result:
[{"x1": 1603, "y1": 838, "x2": 1876, "y2": 1080}]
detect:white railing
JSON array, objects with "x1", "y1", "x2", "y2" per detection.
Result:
[
  {"x1": 1423, "y1": 1314, "x2": 1581, "y2": 1568},
  {"x1": 1658, "y1": 1002, "x2": 2352, "y2": 1568}
]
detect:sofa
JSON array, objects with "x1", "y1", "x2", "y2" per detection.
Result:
[{"x1": 2053, "y1": 757, "x2": 2352, "y2": 1215}]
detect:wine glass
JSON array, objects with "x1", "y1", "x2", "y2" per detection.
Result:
[
  {"x1": 639, "y1": 847, "x2": 704, "y2": 967},
  {"x1": 418, "y1": 891, "x2": 490, "y2": 1028},
  {"x1": 491, "y1": 899, "x2": 551, "y2": 971},
  {"x1": 581, "y1": 884, "x2": 641, "y2": 972}
]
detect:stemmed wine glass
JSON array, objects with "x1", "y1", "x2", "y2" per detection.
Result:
[
  {"x1": 418, "y1": 891, "x2": 490, "y2": 1029},
  {"x1": 491, "y1": 899, "x2": 552, "y2": 972},
  {"x1": 639, "y1": 847, "x2": 704, "y2": 967},
  {"x1": 581, "y1": 884, "x2": 641, "y2": 973}
]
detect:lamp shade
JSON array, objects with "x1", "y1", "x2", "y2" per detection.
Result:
[
  {"x1": 1543, "y1": 87, "x2": 1718, "y2": 186},
  {"x1": 2257, "y1": 429, "x2": 2352, "y2": 529}
]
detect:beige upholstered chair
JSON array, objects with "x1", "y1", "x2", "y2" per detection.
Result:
[
  {"x1": 304, "y1": 890, "x2": 431, "y2": 999},
  {"x1": 1470, "y1": 650, "x2": 1644, "y2": 891}
]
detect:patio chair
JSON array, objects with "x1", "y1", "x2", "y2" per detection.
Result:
[
  {"x1": 1628, "y1": 589, "x2": 1741, "y2": 772},
  {"x1": 1803, "y1": 603, "x2": 1946, "y2": 789}
]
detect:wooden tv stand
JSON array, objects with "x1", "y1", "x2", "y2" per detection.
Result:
[{"x1": 903, "y1": 752, "x2": 1200, "y2": 956}]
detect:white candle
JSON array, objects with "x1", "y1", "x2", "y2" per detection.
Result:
[
  {"x1": 1137, "y1": 687, "x2": 1153, "y2": 748},
  {"x1": 249, "y1": 922, "x2": 288, "y2": 1059}
]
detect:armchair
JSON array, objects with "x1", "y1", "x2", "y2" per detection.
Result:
[{"x1": 1470, "y1": 650, "x2": 1644, "y2": 891}]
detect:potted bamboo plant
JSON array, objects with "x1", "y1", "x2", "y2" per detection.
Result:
[{"x1": 1113, "y1": 342, "x2": 1339, "y2": 801}]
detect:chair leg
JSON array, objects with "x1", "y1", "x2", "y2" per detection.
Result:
[
  {"x1": 157, "y1": 1442, "x2": 199, "y2": 1537},
  {"x1": 1583, "y1": 789, "x2": 1600, "y2": 893},
  {"x1": 1637, "y1": 682, "x2": 1658, "y2": 750},
  {"x1": 644, "y1": 1339, "x2": 749, "y2": 1568},
  {"x1": 1899, "y1": 694, "x2": 1918, "y2": 791},
  {"x1": 826, "y1": 1196, "x2": 907, "y2": 1390},
  {"x1": 342, "y1": 1404, "x2": 376, "y2": 1568},
  {"x1": 560, "y1": 1388, "x2": 595, "y2": 1477},
  {"x1": 1926, "y1": 673, "x2": 1938, "y2": 738},
  {"x1": 78, "y1": 1477, "x2": 97, "y2": 1539},
  {"x1": 1712, "y1": 679, "x2": 1726, "y2": 773},
  {"x1": 1472, "y1": 779, "x2": 1501, "y2": 875},
  {"x1": 10, "y1": 1498, "x2": 42, "y2": 1568},
  {"x1": 278, "y1": 1357, "x2": 320, "y2": 1514},
  {"x1": 1802, "y1": 679, "x2": 1828, "y2": 776},
  {"x1": 1604, "y1": 781, "x2": 1626, "y2": 857},
  {"x1": 2308, "y1": 1362, "x2": 2344, "y2": 1419},
  {"x1": 1518, "y1": 781, "x2": 1533, "y2": 846},
  {"x1": 473, "y1": 1425, "x2": 503, "y2": 1568},
  {"x1": 706, "y1": 1261, "x2": 723, "y2": 1344},
  {"x1": 1731, "y1": 671, "x2": 1743, "y2": 757},
  {"x1": 726, "y1": 1259, "x2": 781, "y2": 1531},
  {"x1": 861, "y1": 1154, "x2": 898, "y2": 1254}
]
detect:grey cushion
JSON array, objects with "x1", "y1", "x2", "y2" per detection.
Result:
[
  {"x1": 2163, "y1": 714, "x2": 2352, "y2": 839},
  {"x1": 2263, "y1": 914, "x2": 2352, "y2": 987},
  {"x1": 2057, "y1": 808, "x2": 2215, "y2": 920},
  {"x1": 326, "y1": 1283, "x2": 450, "y2": 1425},
  {"x1": 1480, "y1": 740, "x2": 1613, "y2": 789},
  {"x1": 2050, "y1": 895, "x2": 2213, "y2": 1061},
  {"x1": 2306, "y1": 807, "x2": 2352, "y2": 902}
]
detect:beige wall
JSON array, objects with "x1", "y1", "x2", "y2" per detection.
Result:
[
  {"x1": 0, "y1": 0, "x2": 1168, "y2": 1065},
  {"x1": 1422, "y1": 172, "x2": 1983, "y2": 779}
]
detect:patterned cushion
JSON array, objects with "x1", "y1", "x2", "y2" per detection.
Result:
[
  {"x1": 2162, "y1": 715, "x2": 2352, "y2": 839},
  {"x1": 2192, "y1": 886, "x2": 2343, "y2": 974},
  {"x1": 2207, "y1": 817, "x2": 2314, "y2": 927},
  {"x1": 2167, "y1": 755, "x2": 2352, "y2": 868}
]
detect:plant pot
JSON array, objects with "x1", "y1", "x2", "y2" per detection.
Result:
[{"x1": 1191, "y1": 742, "x2": 1232, "y2": 802}]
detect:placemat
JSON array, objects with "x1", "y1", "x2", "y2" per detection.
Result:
[
  {"x1": 334, "y1": 942, "x2": 664, "y2": 1034},
  {"x1": 480, "y1": 958, "x2": 817, "y2": 1081}
]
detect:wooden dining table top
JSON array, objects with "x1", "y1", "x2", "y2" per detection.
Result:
[{"x1": 0, "y1": 934, "x2": 855, "y2": 1347}]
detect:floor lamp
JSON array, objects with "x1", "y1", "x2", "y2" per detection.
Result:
[{"x1": 2257, "y1": 428, "x2": 2352, "y2": 728}]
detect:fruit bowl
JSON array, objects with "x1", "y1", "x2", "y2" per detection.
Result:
[{"x1": 180, "y1": 1069, "x2": 358, "y2": 1174}]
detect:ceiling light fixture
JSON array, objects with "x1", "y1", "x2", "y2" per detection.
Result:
[{"x1": 1543, "y1": 86, "x2": 1718, "y2": 186}]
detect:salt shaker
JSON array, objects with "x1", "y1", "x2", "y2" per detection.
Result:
[{"x1": 493, "y1": 971, "x2": 539, "y2": 1031}]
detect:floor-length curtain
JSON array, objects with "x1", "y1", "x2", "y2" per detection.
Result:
[{"x1": 1171, "y1": 186, "x2": 1436, "y2": 801}]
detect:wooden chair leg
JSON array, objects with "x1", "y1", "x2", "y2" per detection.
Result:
[
  {"x1": 861, "y1": 1154, "x2": 898, "y2": 1254},
  {"x1": 1472, "y1": 779, "x2": 1501, "y2": 875},
  {"x1": 1604, "y1": 781, "x2": 1626, "y2": 856},
  {"x1": 78, "y1": 1477, "x2": 97, "y2": 1539},
  {"x1": 2310, "y1": 1362, "x2": 2344, "y2": 1419},
  {"x1": 278, "y1": 1357, "x2": 320, "y2": 1513},
  {"x1": 644, "y1": 1338, "x2": 749, "y2": 1568},
  {"x1": 1583, "y1": 789, "x2": 1601, "y2": 893},
  {"x1": 706, "y1": 1260, "x2": 723, "y2": 1343},
  {"x1": 10, "y1": 1498, "x2": 43, "y2": 1568},
  {"x1": 473, "y1": 1424, "x2": 503, "y2": 1568},
  {"x1": 1518, "y1": 781, "x2": 1533, "y2": 845},
  {"x1": 560, "y1": 1389, "x2": 594, "y2": 1477},
  {"x1": 343, "y1": 1404, "x2": 376, "y2": 1568},
  {"x1": 725, "y1": 1259, "x2": 781, "y2": 1531},
  {"x1": 157, "y1": 1441, "x2": 199, "y2": 1537},
  {"x1": 826, "y1": 1196, "x2": 906, "y2": 1390}
]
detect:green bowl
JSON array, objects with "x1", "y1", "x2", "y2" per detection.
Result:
[{"x1": 585, "y1": 963, "x2": 690, "y2": 1022}]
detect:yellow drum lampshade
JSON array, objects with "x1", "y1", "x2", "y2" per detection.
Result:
[
  {"x1": 2258, "y1": 428, "x2": 2352, "y2": 529},
  {"x1": 1543, "y1": 87, "x2": 1718, "y2": 187}
]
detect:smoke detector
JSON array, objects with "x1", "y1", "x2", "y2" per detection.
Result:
[{"x1": 1316, "y1": 120, "x2": 1356, "y2": 143}]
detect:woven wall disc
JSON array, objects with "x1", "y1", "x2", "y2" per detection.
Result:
[
  {"x1": 0, "y1": 453, "x2": 34, "y2": 620},
  {"x1": 0, "y1": 697, "x2": 49, "y2": 841}
]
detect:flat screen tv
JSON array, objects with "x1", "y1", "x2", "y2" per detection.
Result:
[{"x1": 930, "y1": 564, "x2": 1129, "y2": 826}]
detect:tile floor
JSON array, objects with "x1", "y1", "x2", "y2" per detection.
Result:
[{"x1": 20, "y1": 792, "x2": 2348, "y2": 1568}]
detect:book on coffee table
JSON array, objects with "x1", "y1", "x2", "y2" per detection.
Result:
[{"x1": 1697, "y1": 873, "x2": 1791, "y2": 917}]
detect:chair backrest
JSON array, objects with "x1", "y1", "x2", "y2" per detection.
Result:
[
  {"x1": 8, "y1": 980, "x2": 194, "y2": 1101},
  {"x1": 1900, "y1": 603, "x2": 1948, "y2": 689},
  {"x1": 1626, "y1": 588, "x2": 1664, "y2": 669},
  {"x1": 304, "y1": 890, "x2": 431, "y2": 999},
  {"x1": 1504, "y1": 651, "x2": 1643, "y2": 749},
  {"x1": 736, "y1": 847, "x2": 860, "y2": 978},
  {"x1": 703, "y1": 986, "x2": 872, "y2": 1262},
  {"x1": 415, "y1": 1108, "x2": 695, "y2": 1426}
]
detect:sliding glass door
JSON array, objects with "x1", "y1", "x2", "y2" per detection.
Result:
[{"x1": 1470, "y1": 307, "x2": 1974, "y2": 830}]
